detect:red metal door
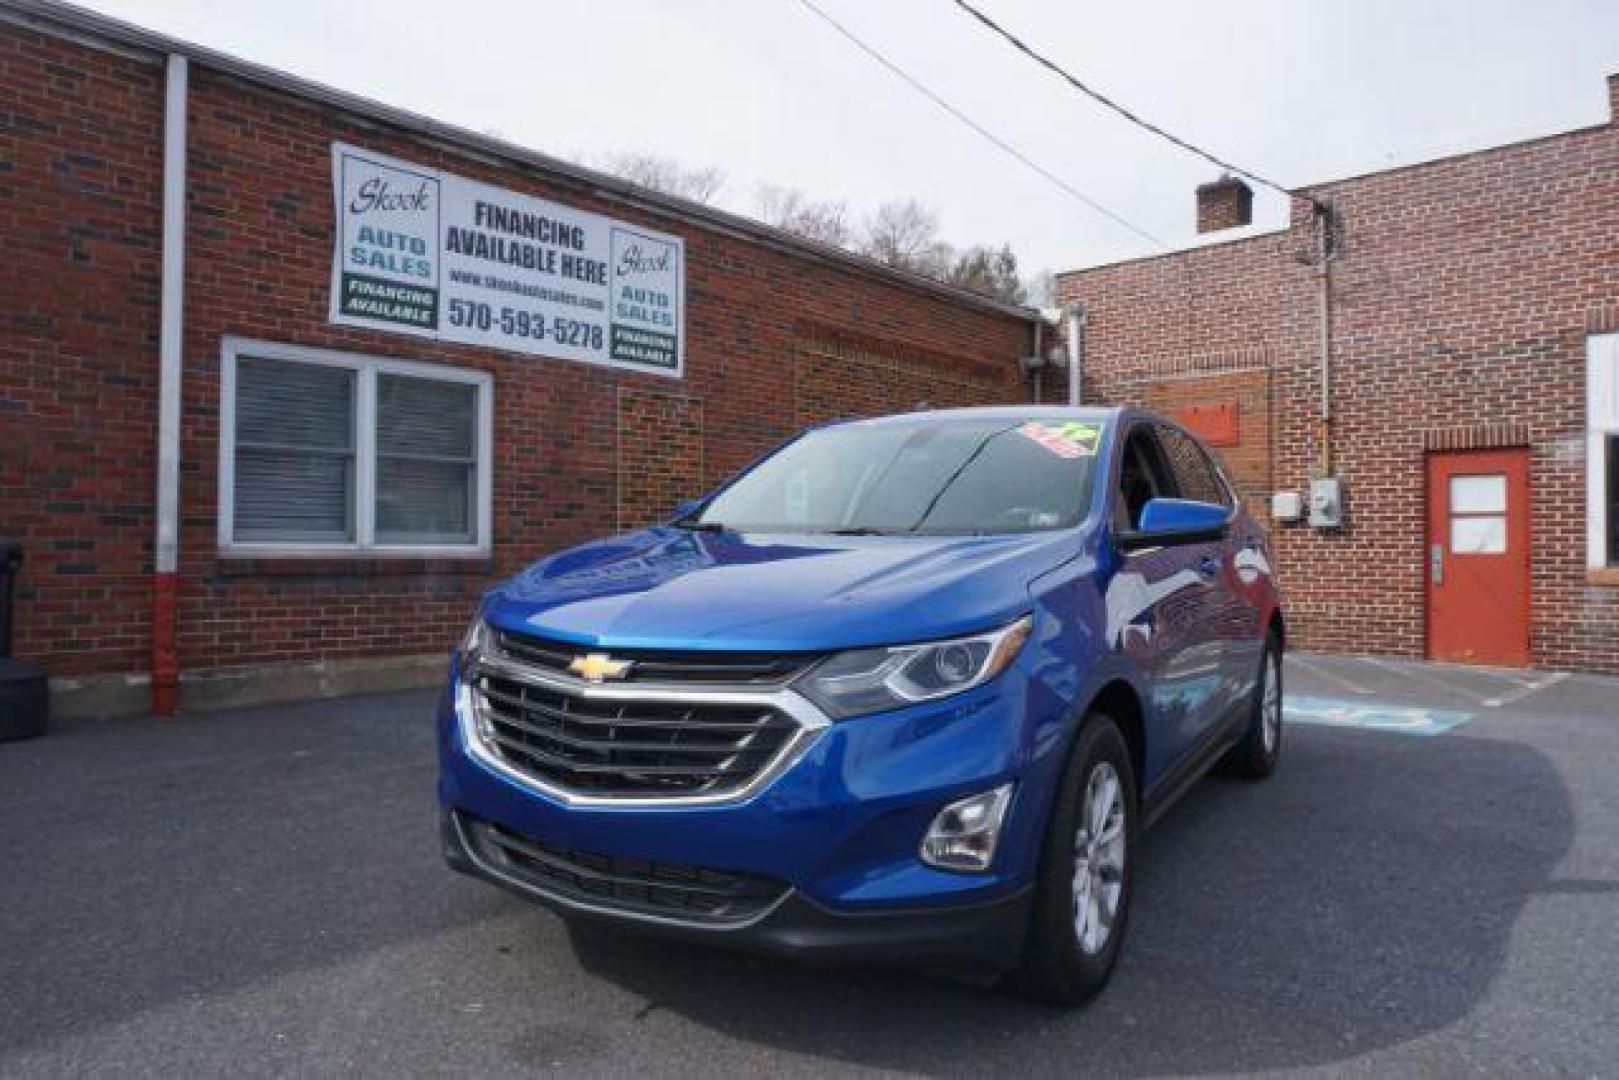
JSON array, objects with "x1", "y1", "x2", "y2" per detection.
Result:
[{"x1": 1425, "y1": 449, "x2": 1530, "y2": 665}]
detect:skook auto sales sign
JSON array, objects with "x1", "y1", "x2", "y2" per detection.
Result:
[{"x1": 330, "y1": 143, "x2": 685, "y2": 376}]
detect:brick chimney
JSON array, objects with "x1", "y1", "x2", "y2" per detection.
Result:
[
  {"x1": 1610, "y1": 73, "x2": 1619, "y2": 122},
  {"x1": 1195, "y1": 174, "x2": 1253, "y2": 233}
]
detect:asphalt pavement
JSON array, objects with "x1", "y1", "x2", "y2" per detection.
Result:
[{"x1": 1, "y1": 654, "x2": 1617, "y2": 1078}]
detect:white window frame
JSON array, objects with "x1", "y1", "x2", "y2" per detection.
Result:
[
  {"x1": 1590, "y1": 333, "x2": 1619, "y2": 571},
  {"x1": 219, "y1": 337, "x2": 493, "y2": 558}
]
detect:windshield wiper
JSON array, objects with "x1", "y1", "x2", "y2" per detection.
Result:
[
  {"x1": 674, "y1": 519, "x2": 731, "y2": 532},
  {"x1": 825, "y1": 526, "x2": 894, "y2": 536}
]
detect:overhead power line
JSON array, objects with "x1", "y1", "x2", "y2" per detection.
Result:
[
  {"x1": 950, "y1": 0, "x2": 1322, "y2": 211},
  {"x1": 793, "y1": 0, "x2": 1169, "y2": 249}
]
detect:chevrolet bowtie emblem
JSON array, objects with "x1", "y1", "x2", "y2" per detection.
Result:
[{"x1": 569, "y1": 652, "x2": 633, "y2": 683}]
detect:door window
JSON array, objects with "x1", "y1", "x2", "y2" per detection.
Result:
[
  {"x1": 1114, "y1": 427, "x2": 1174, "y2": 530},
  {"x1": 1156, "y1": 425, "x2": 1234, "y2": 508},
  {"x1": 1449, "y1": 474, "x2": 1508, "y2": 555}
]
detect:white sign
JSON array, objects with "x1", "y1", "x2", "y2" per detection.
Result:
[{"x1": 330, "y1": 143, "x2": 684, "y2": 377}]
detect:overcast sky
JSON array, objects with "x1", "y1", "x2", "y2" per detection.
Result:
[{"x1": 82, "y1": 0, "x2": 1619, "y2": 281}]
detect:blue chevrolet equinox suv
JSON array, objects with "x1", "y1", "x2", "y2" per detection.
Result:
[{"x1": 440, "y1": 406, "x2": 1284, "y2": 1003}]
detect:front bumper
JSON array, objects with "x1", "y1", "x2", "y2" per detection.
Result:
[
  {"x1": 437, "y1": 655, "x2": 1073, "y2": 969},
  {"x1": 442, "y1": 808, "x2": 1033, "y2": 972}
]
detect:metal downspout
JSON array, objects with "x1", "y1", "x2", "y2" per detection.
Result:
[
  {"x1": 1031, "y1": 318, "x2": 1043, "y2": 403},
  {"x1": 1067, "y1": 302, "x2": 1086, "y2": 406},
  {"x1": 153, "y1": 53, "x2": 187, "y2": 715},
  {"x1": 1315, "y1": 203, "x2": 1335, "y2": 476}
]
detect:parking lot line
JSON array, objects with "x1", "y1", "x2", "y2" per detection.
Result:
[
  {"x1": 1286, "y1": 654, "x2": 1377, "y2": 695},
  {"x1": 1480, "y1": 672, "x2": 1569, "y2": 709},
  {"x1": 1361, "y1": 656, "x2": 1505, "y2": 705}
]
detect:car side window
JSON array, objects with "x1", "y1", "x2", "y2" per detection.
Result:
[
  {"x1": 1114, "y1": 426, "x2": 1175, "y2": 530},
  {"x1": 1156, "y1": 425, "x2": 1233, "y2": 509}
]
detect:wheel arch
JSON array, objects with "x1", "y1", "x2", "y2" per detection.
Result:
[
  {"x1": 1085, "y1": 679, "x2": 1146, "y2": 804},
  {"x1": 1268, "y1": 606, "x2": 1287, "y2": 649}
]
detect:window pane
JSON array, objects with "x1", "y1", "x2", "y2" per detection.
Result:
[
  {"x1": 237, "y1": 358, "x2": 354, "y2": 449},
  {"x1": 234, "y1": 449, "x2": 353, "y2": 540},
  {"x1": 1608, "y1": 435, "x2": 1619, "y2": 564},
  {"x1": 377, "y1": 375, "x2": 476, "y2": 459},
  {"x1": 233, "y1": 358, "x2": 355, "y2": 541},
  {"x1": 1450, "y1": 474, "x2": 1506, "y2": 514},
  {"x1": 1156, "y1": 426, "x2": 1230, "y2": 507},
  {"x1": 376, "y1": 459, "x2": 473, "y2": 542},
  {"x1": 374, "y1": 374, "x2": 479, "y2": 544},
  {"x1": 1452, "y1": 515, "x2": 1506, "y2": 554}
]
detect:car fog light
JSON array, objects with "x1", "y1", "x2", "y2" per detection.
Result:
[{"x1": 921, "y1": 783, "x2": 1014, "y2": 873}]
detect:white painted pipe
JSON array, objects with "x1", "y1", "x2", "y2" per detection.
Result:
[
  {"x1": 153, "y1": 53, "x2": 188, "y2": 714},
  {"x1": 155, "y1": 53, "x2": 187, "y2": 576},
  {"x1": 1066, "y1": 302, "x2": 1085, "y2": 407}
]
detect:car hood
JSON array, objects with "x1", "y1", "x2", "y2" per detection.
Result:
[{"x1": 482, "y1": 526, "x2": 1082, "y2": 652}]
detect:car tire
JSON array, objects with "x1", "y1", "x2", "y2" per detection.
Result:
[
  {"x1": 1010, "y1": 712, "x2": 1136, "y2": 1006},
  {"x1": 1221, "y1": 630, "x2": 1283, "y2": 779}
]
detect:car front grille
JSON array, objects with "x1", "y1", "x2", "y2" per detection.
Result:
[
  {"x1": 463, "y1": 815, "x2": 789, "y2": 925},
  {"x1": 470, "y1": 666, "x2": 810, "y2": 800},
  {"x1": 492, "y1": 628, "x2": 817, "y2": 687}
]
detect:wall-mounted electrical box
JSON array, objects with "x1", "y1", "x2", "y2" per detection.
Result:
[
  {"x1": 1271, "y1": 491, "x2": 1304, "y2": 522},
  {"x1": 1309, "y1": 477, "x2": 1344, "y2": 528}
]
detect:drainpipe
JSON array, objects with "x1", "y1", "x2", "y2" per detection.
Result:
[
  {"x1": 1066, "y1": 302, "x2": 1086, "y2": 406},
  {"x1": 1031, "y1": 318, "x2": 1043, "y2": 404},
  {"x1": 1314, "y1": 202, "x2": 1335, "y2": 476},
  {"x1": 152, "y1": 53, "x2": 188, "y2": 716}
]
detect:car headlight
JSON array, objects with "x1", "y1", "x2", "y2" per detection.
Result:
[
  {"x1": 456, "y1": 611, "x2": 487, "y2": 680},
  {"x1": 795, "y1": 615, "x2": 1032, "y2": 720}
]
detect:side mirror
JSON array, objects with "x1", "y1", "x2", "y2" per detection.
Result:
[{"x1": 1119, "y1": 498, "x2": 1230, "y2": 550}]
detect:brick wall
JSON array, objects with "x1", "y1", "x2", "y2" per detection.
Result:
[
  {"x1": 0, "y1": 23, "x2": 164, "y2": 677},
  {"x1": 792, "y1": 325, "x2": 1010, "y2": 427},
  {"x1": 1059, "y1": 85, "x2": 1619, "y2": 673},
  {"x1": 617, "y1": 388, "x2": 704, "y2": 531},
  {"x1": 1, "y1": 23, "x2": 1034, "y2": 692}
]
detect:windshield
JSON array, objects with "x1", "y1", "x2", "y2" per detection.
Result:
[{"x1": 692, "y1": 416, "x2": 1106, "y2": 535}]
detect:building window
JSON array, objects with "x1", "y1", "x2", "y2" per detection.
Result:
[
  {"x1": 220, "y1": 339, "x2": 492, "y2": 556},
  {"x1": 375, "y1": 374, "x2": 480, "y2": 544},
  {"x1": 1591, "y1": 334, "x2": 1619, "y2": 570},
  {"x1": 1609, "y1": 434, "x2": 1619, "y2": 566}
]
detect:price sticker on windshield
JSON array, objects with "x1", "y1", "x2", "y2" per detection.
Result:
[{"x1": 1018, "y1": 421, "x2": 1101, "y2": 459}]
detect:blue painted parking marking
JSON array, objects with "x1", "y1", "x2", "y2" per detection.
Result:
[{"x1": 1284, "y1": 694, "x2": 1476, "y2": 736}]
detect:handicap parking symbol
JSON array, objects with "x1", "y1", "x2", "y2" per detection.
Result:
[{"x1": 1284, "y1": 694, "x2": 1475, "y2": 736}]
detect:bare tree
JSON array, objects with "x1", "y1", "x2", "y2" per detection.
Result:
[
  {"x1": 944, "y1": 244, "x2": 1028, "y2": 304},
  {"x1": 859, "y1": 198, "x2": 950, "y2": 274},
  {"x1": 599, "y1": 153, "x2": 726, "y2": 205},
  {"x1": 754, "y1": 184, "x2": 852, "y2": 248}
]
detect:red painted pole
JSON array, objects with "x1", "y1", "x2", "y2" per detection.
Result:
[{"x1": 151, "y1": 571, "x2": 179, "y2": 715}]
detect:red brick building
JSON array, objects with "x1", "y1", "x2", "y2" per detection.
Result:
[
  {"x1": 0, "y1": 2, "x2": 1040, "y2": 717},
  {"x1": 1058, "y1": 74, "x2": 1619, "y2": 674},
  {"x1": 8, "y1": 3, "x2": 1617, "y2": 723}
]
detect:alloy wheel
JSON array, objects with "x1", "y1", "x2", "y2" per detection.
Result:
[
  {"x1": 1071, "y1": 761, "x2": 1126, "y2": 956},
  {"x1": 1261, "y1": 650, "x2": 1282, "y2": 754}
]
